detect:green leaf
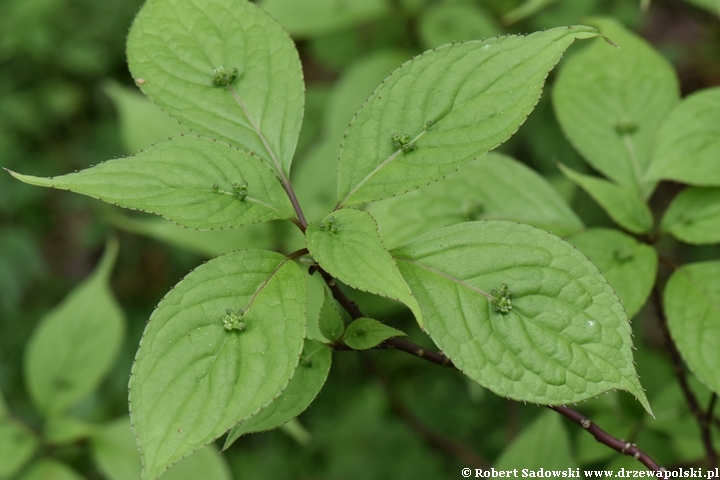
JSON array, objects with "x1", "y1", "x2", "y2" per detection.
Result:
[
  {"x1": 91, "y1": 419, "x2": 142, "y2": 480},
  {"x1": 127, "y1": 0, "x2": 304, "y2": 178},
  {"x1": 306, "y1": 208, "x2": 422, "y2": 327},
  {"x1": 129, "y1": 249, "x2": 306, "y2": 480},
  {"x1": 325, "y1": 51, "x2": 409, "y2": 140},
  {"x1": 343, "y1": 318, "x2": 405, "y2": 350},
  {"x1": 494, "y1": 410, "x2": 575, "y2": 469},
  {"x1": 17, "y1": 460, "x2": 83, "y2": 480},
  {"x1": 661, "y1": 187, "x2": 720, "y2": 245},
  {"x1": 568, "y1": 228, "x2": 657, "y2": 319},
  {"x1": 292, "y1": 139, "x2": 340, "y2": 224},
  {"x1": 417, "y1": 3, "x2": 500, "y2": 50},
  {"x1": 318, "y1": 289, "x2": 345, "y2": 342},
  {"x1": 336, "y1": 26, "x2": 600, "y2": 207},
  {"x1": 558, "y1": 163, "x2": 653, "y2": 234},
  {"x1": 91, "y1": 419, "x2": 232, "y2": 480},
  {"x1": 161, "y1": 445, "x2": 232, "y2": 480},
  {"x1": 110, "y1": 214, "x2": 277, "y2": 258},
  {"x1": 259, "y1": 0, "x2": 389, "y2": 38},
  {"x1": 223, "y1": 339, "x2": 331, "y2": 449},
  {"x1": 297, "y1": 86, "x2": 332, "y2": 157},
  {"x1": 305, "y1": 271, "x2": 330, "y2": 343},
  {"x1": 103, "y1": 80, "x2": 190, "y2": 154},
  {"x1": 553, "y1": 17, "x2": 679, "y2": 199},
  {"x1": 367, "y1": 152, "x2": 584, "y2": 249},
  {"x1": 665, "y1": 261, "x2": 720, "y2": 396},
  {"x1": 294, "y1": 51, "x2": 409, "y2": 224},
  {"x1": 25, "y1": 239, "x2": 125, "y2": 417},
  {"x1": 279, "y1": 418, "x2": 312, "y2": 446},
  {"x1": 647, "y1": 87, "x2": 720, "y2": 186},
  {"x1": 0, "y1": 416, "x2": 38, "y2": 478},
  {"x1": 44, "y1": 416, "x2": 97, "y2": 446},
  {"x1": 502, "y1": 0, "x2": 559, "y2": 25},
  {"x1": 8, "y1": 136, "x2": 296, "y2": 230},
  {"x1": 392, "y1": 221, "x2": 651, "y2": 412}
]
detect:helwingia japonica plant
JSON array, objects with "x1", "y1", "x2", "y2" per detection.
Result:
[{"x1": 7, "y1": 0, "x2": 687, "y2": 477}]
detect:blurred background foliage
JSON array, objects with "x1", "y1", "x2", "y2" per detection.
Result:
[{"x1": 1, "y1": 0, "x2": 719, "y2": 478}]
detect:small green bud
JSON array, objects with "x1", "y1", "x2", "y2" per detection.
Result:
[
  {"x1": 402, "y1": 143, "x2": 416, "y2": 152},
  {"x1": 490, "y1": 283, "x2": 513, "y2": 315},
  {"x1": 212, "y1": 66, "x2": 240, "y2": 87},
  {"x1": 222, "y1": 308, "x2": 247, "y2": 331},
  {"x1": 614, "y1": 249, "x2": 634, "y2": 262},
  {"x1": 614, "y1": 122, "x2": 638, "y2": 135}
]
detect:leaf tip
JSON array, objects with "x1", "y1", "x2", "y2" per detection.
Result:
[{"x1": 602, "y1": 35, "x2": 620, "y2": 49}]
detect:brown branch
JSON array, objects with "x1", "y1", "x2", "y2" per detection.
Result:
[
  {"x1": 312, "y1": 266, "x2": 454, "y2": 367},
  {"x1": 315, "y1": 266, "x2": 364, "y2": 319},
  {"x1": 367, "y1": 359, "x2": 490, "y2": 469},
  {"x1": 652, "y1": 284, "x2": 717, "y2": 468},
  {"x1": 549, "y1": 406, "x2": 663, "y2": 471},
  {"x1": 658, "y1": 254, "x2": 681, "y2": 271},
  {"x1": 310, "y1": 265, "x2": 663, "y2": 471},
  {"x1": 381, "y1": 337, "x2": 454, "y2": 368},
  {"x1": 707, "y1": 394, "x2": 718, "y2": 426}
]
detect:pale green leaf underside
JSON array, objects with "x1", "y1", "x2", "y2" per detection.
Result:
[
  {"x1": 111, "y1": 214, "x2": 277, "y2": 258},
  {"x1": 336, "y1": 25, "x2": 600, "y2": 206},
  {"x1": 129, "y1": 249, "x2": 305, "y2": 480},
  {"x1": 661, "y1": 187, "x2": 720, "y2": 245},
  {"x1": 103, "y1": 80, "x2": 190, "y2": 154},
  {"x1": 45, "y1": 416, "x2": 98, "y2": 446},
  {"x1": 91, "y1": 419, "x2": 231, "y2": 480},
  {"x1": 343, "y1": 317, "x2": 406, "y2": 350},
  {"x1": 223, "y1": 339, "x2": 331, "y2": 449},
  {"x1": 392, "y1": 221, "x2": 650, "y2": 412},
  {"x1": 325, "y1": 51, "x2": 410, "y2": 140},
  {"x1": 502, "y1": 0, "x2": 558, "y2": 25},
  {"x1": 568, "y1": 228, "x2": 657, "y2": 319},
  {"x1": 127, "y1": 0, "x2": 304, "y2": 177},
  {"x1": 306, "y1": 208, "x2": 423, "y2": 327},
  {"x1": 665, "y1": 261, "x2": 720, "y2": 396},
  {"x1": 418, "y1": 3, "x2": 500, "y2": 50},
  {"x1": 367, "y1": 152, "x2": 584, "y2": 249},
  {"x1": 25, "y1": 240, "x2": 124, "y2": 417},
  {"x1": 18, "y1": 460, "x2": 83, "y2": 480},
  {"x1": 553, "y1": 17, "x2": 679, "y2": 199},
  {"x1": 558, "y1": 164, "x2": 653, "y2": 234},
  {"x1": 0, "y1": 417, "x2": 38, "y2": 478},
  {"x1": 647, "y1": 87, "x2": 720, "y2": 186},
  {"x1": 318, "y1": 289, "x2": 345, "y2": 342},
  {"x1": 161, "y1": 445, "x2": 232, "y2": 480},
  {"x1": 494, "y1": 410, "x2": 574, "y2": 470},
  {"x1": 9, "y1": 136, "x2": 295, "y2": 230},
  {"x1": 259, "y1": 0, "x2": 389, "y2": 38}
]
